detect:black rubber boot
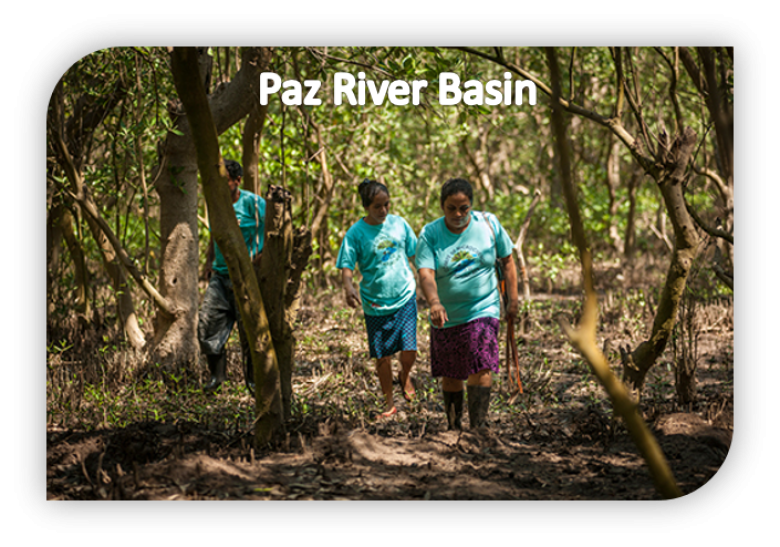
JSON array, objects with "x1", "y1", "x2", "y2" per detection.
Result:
[
  {"x1": 467, "y1": 385, "x2": 491, "y2": 429},
  {"x1": 204, "y1": 353, "x2": 227, "y2": 392},
  {"x1": 443, "y1": 390, "x2": 463, "y2": 431}
]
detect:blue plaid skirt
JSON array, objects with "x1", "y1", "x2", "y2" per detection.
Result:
[{"x1": 363, "y1": 296, "x2": 418, "y2": 359}]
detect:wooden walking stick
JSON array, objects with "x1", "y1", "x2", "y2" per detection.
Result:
[
  {"x1": 500, "y1": 277, "x2": 523, "y2": 399},
  {"x1": 507, "y1": 314, "x2": 523, "y2": 399},
  {"x1": 484, "y1": 212, "x2": 523, "y2": 398}
]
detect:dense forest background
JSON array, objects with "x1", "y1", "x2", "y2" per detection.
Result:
[{"x1": 43, "y1": 46, "x2": 737, "y2": 504}]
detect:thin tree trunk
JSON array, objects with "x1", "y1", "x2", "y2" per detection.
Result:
[
  {"x1": 257, "y1": 186, "x2": 312, "y2": 420},
  {"x1": 621, "y1": 127, "x2": 700, "y2": 394},
  {"x1": 514, "y1": 189, "x2": 542, "y2": 335},
  {"x1": 170, "y1": 46, "x2": 284, "y2": 444},
  {"x1": 241, "y1": 104, "x2": 269, "y2": 195}
]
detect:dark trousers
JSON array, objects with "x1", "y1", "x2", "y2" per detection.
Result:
[{"x1": 198, "y1": 273, "x2": 253, "y2": 384}]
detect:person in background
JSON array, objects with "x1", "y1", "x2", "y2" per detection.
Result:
[
  {"x1": 416, "y1": 178, "x2": 518, "y2": 430},
  {"x1": 337, "y1": 179, "x2": 418, "y2": 419},
  {"x1": 197, "y1": 159, "x2": 265, "y2": 393}
]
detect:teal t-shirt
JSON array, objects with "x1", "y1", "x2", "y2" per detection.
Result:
[
  {"x1": 212, "y1": 189, "x2": 266, "y2": 276},
  {"x1": 336, "y1": 214, "x2": 418, "y2": 316},
  {"x1": 415, "y1": 211, "x2": 513, "y2": 328}
]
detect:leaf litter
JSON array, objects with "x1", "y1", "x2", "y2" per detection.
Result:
[{"x1": 47, "y1": 261, "x2": 732, "y2": 500}]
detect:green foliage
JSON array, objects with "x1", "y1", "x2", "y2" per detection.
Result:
[{"x1": 48, "y1": 45, "x2": 733, "y2": 373}]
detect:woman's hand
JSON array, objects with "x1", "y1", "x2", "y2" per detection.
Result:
[
  {"x1": 345, "y1": 288, "x2": 361, "y2": 309},
  {"x1": 429, "y1": 301, "x2": 448, "y2": 328},
  {"x1": 341, "y1": 268, "x2": 361, "y2": 309},
  {"x1": 418, "y1": 268, "x2": 447, "y2": 327}
]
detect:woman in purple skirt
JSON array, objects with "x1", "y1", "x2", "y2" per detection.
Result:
[{"x1": 416, "y1": 178, "x2": 518, "y2": 430}]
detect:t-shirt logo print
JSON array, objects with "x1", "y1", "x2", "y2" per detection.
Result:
[
  {"x1": 376, "y1": 239, "x2": 400, "y2": 264},
  {"x1": 452, "y1": 251, "x2": 477, "y2": 273},
  {"x1": 451, "y1": 249, "x2": 477, "y2": 273}
]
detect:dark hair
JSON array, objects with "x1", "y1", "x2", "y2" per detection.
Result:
[
  {"x1": 224, "y1": 159, "x2": 243, "y2": 181},
  {"x1": 440, "y1": 178, "x2": 473, "y2": 206},
  {"x1": 358, "y1": 178, "x2": 389, "y2": 208}
]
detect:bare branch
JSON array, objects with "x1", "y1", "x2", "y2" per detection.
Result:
[
  {"x1": 454, "y1": 47, "x2": 657, "y2": 176},
  {"x1": 50, "y1": 95, "x2": 176, "y2": 319}
]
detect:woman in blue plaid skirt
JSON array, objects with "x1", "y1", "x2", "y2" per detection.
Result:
[{"x1": 337, "y1": 179, "x2": 419, "y2": 419}]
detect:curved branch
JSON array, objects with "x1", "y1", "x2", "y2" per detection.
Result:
[
  {"x1": 683, "y1": 194, "x2": 734, "y2": 245},
  {"x1": 51, "y1": 112, "x2": 176, "y2": 319},
  {"x1": 69, "y1": 186, "x2": 177, "y2": 318},
  {"x1": 454, "y1": 47, "x2": 657, "y2": 176},
  {"x1": 546, "y1": 47, "x2": 682, "y2": 499}
]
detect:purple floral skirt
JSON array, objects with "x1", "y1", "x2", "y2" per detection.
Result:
[{"x1": 430, "y1": 317, "x2": 500, "y2": 380}]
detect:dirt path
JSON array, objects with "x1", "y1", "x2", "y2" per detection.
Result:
[
  {"x1": 47, "y1": 280, "x2": 733, "y2": 500},
  {"x1": 46, "y1": 394, "x2": 731, "y2": 500}
]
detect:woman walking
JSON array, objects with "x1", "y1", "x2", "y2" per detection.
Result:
[
  {"x1": 337, "y1": 179, "x2": 419, "y2": 419},
  {"x1": 416, "y1": 178, "x2": 518, "y2": 430}
]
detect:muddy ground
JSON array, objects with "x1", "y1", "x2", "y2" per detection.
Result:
[
  {"x1": 46, "y1": 260, "x2": 733, "y2": 501},
  {"x1": 46, "y1": 398, "x2": 731, "y2": 501}
]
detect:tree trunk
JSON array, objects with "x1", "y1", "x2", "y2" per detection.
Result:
[
  {"x1": 605, "y1": 137, "x2": 625, "y2": 254},
  {"x1": 514, "y1": 189, "x2": 542, "y2": 335},
  {"x1": 241, "y1": 103, "x2": 269, "y2": 195},
  {"x1": 461, "y1": 123, "x2": 495, "y2": 206},
  {"x1": 305, "y1": 123, "x2": 336, "y2": 286},
  {"x1": 169, "y1": 46, "x2": 284, "y2": 445},
  {"x1": 84, "y1": 205, "x2": 146, "y2": 350},
  {"x1": 149, "y1": 136, "x2": 201, "y2": 368},
  {"x1": 675, "y1": 355, "x2": 697, "y2": 405},
  {"x1": 622, "y1": 127, "x2": 700, "y2": 394},
  {"x1": 62, "y1": 211, "x2": 90, "y2": 320},
  {"x1": 257, "y1": 186, "x2": 313, "y2": 420},
  {"x1": 623, "y1": 169, "x2": 640, "y2": 258},
  {"x1": 151, "y1": 46, "x2": 272, "y2": 371}
]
